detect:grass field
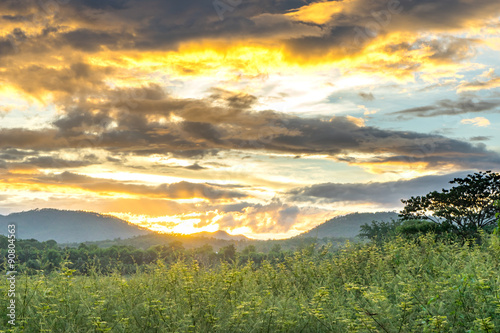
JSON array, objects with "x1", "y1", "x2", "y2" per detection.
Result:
[{"x1": 1, "y1": 234, "x2": 500, "y2": 332}]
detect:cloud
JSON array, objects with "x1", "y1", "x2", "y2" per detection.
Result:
[
  {"x1": 209, "y1": 88, "x2": 258, "y2": 109},
  {"x1": 346, "y1": 115, "x2": 365, "y2": 127},
  {"x1": 470, "y1": 136, "x2": 491, "y2": 141},
  {"x1": 461, "y1": 117, "x2": 491, "y2": 127},
  {"x1": 1, "y1": 85, "x2": 499, "y2": 173},
  {"x1": 1, "y1": 0, "x2": 498, "y2": 91},
  {"x1": 359, "y1": 92, "x2": 375, "y2": 101},
  {"x1": 182, "y1": 163, "x2": 207, "y2": 171},
  {"x1": 216, "y1": 199, "x2": 329, "y2": 235},
  {"x1": 287, "y1": 172, "x2": 471, "y2": 207},
  {"x1": 2, "y1": 156, "x2": 99, "y2": 171},
  {"x1": 391, "y1": 97, "x2": 500, "y2": 118},
  {"x1": 0, "y1": 106, "x2": 14, "y2": 117},
  {"x1": 457, "y1": 69, "x2": 500, "y2": 92},
  {"x1": 1, "y1": 0, "x2": 500, "y2": 238},
  {"x1": 23, "y1": 171, "x2": 249, "y2": 201}
]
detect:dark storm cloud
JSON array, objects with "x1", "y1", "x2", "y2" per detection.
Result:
[
  {"x1": 392, "y1": 97, "x2": 500, "y2": 118},
  {"x1": 0, "y1": 149, "x2": 101, "y2": 170},
  {"x1": 2, "y1": 0, "x2": 498, "y2": 61},
  {"x1": 0, "y1": 149, "x2": 37, "y2": 161},
  {"x1": 1, "y1": 85, "x2": 499, "y2": 170},
  {"x1": 287, "y1": 172, "x2": 472, "y2": 206},
  {"x1": 60, "y1": 29, "x2": 134, "y2": 52},
  {"x1": 1, "y1": 0, "x2": 499, "y2": 114},
  {"x1": 22, "y1": 156, "x2": 97, "y2": 169},
  {"x1": 282, "y1": 0, "x2": 499, "y2": 59}
]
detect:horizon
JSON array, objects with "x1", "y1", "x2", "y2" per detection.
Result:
[
  {"x1": 1, "y1": 0, "x2": 500, "y2": 239},
  {"x1": 0, "y1": 208, "x2": 399, "y2": 240}
]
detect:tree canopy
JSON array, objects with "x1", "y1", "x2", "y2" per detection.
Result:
[{"x1": 399, "y1": 171, "x2": 500, "y2": 234}]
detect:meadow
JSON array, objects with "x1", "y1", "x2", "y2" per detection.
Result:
[{"x1": 1, "y1": 234, "x2": 499, "y2": 332}]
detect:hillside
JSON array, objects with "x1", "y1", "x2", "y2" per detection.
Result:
[
  {"x1": 194, "y1": 230, "x2": 248, "y2": 241},
  {"x1": 0, "y1": 209, "x2": 151, "y2": 243},
  {"x1": 0, "y1": 208, "x2": 396, "y2": 246},
  {"x1": 72, "y1": 230, "x2": 252, "y2": 251},
  {"x1": 300, "y1": 212, "x2": 399, "y2": 238},
  {"x1": 82, "y1": 229, "x2": 352, "y2": 252},
  {"x1": 76, "y1": 232, "x2": 241, "y2": 251}
]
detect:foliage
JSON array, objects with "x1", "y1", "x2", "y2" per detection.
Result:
[
  {"x1": 400, "y1": 171, "x2": 500, "y2": 237},
  {"x1": 359, "y1": 219, "x2": 457, "y2": 242},
  {"x1": 2, "y1": 235, "x2": 500, "y2": 332},
  {"x1": 358, "y1": 219, "x2": 402, "y2": 241},
  {"x1": 494, "y1": 200, "x2": 500, "y2": 236},
  {"x1": 395, "y1": 220, "x2": 456, "y2": 239},
  {"x1": 0, "y1": 236, "x2": 297, "y2": 276}
]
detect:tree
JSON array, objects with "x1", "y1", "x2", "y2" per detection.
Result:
[
  {"x1": 400, "y1": 171, "x2": 500, "y2": 236},
  {"x1": 219, "y1": 244, "x2": 236, "y2": 262},
  {"x1": 359, "y1": 219, "x2": 401, "y2": 241}
]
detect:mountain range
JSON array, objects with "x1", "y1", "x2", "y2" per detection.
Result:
[
  {"x1": 0, "y1": 209, "x2": 150, "y2": 243},
  {"x1": 0, "y1": 209, "x2": 399, "y2": 244}
]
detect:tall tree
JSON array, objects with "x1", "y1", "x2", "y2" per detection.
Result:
[{"x1": 400, "y1": 171, "x2": 500, "y2": 234}]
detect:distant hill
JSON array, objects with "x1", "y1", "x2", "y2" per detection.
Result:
[
  {"x1": 0, "y1": 209, "x2": 250, "y2": 245},
  {"x1": 194, "y1": 230, "x2": 248, "y2": 241},
  {"x1": 78, "y1": 232, "x2": 244, "y2": 251},
  {"x1": 0, "y1": 209, "x2": 151, "y2": 243},
  {"x1": 300, "y1": 212, "x2": 399, "y2": 238}
]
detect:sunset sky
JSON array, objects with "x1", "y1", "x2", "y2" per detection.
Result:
[{"x1": 1, "y1": 0, "x2": 499, "y2": 239}]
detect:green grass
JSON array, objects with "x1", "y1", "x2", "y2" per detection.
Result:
[{"x1": 2, "y1": 235, "x2": 500, "y2": 332}]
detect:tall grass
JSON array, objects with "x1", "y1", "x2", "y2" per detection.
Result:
[{"x1": 1, "y1": 234, "x2": 500, "y2": 332}]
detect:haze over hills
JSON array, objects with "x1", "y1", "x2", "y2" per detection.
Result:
[
  {"x1": 1, "y1": 209, "x2": 399, "y2": 245},
  {"x1": 0, "y1": 209, "x2": 249, "y2": 244},
  {"x1": 0, "y1": 209, "x2": 151, "y2": 243},
  {"x1": 299, "y1": 212, "x2": 400, "y2": 238},
  {"x1": 194, "y1": 230, "x2": 248, "y2": 241}
]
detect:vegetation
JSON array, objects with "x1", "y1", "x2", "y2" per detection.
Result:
[
  {"x1": 0, "y1": 236, "x2": 349, "y2": 276},
  {"x1": 1, "y1": 234, "x2": 500, "y2": 332},
  {"x1": 1, "y1": 171, "x2": 499, "y2": 331},
  {"x1": 400, "y1": 171, "x2": 500, "y2": 238},
  {"x1": 67, "y1": 232, "x2": 352, "y2": 254}
]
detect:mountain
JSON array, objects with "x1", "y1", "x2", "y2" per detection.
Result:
[
  {"x1": 0, "y1": 209, "x2": 151, "y2": 243},
  {"x1": 300, "y1": 212, "x2": 399, "y2": 238},
  {"x1": 193, "y1": 230, "x2": 248, "y2": 241},
  {"x1": 0, "y1": 209, "x2": 249, "y2": 244}
]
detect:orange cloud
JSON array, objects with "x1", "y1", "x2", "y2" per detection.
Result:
[{"x1": 285, "y1": 1, "x2": 346, "y2": 25}]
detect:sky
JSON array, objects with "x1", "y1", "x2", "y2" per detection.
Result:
[{"x1": 0, "y1": 0, "x2": 499, "y2": 239}]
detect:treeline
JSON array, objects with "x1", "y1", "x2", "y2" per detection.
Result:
[
  {"x1": 0, "y1": 236, "x2": 331, "y2": 275},
  {"x1": 69, "y1": 232, "x2": 350, "y2": 252}
]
